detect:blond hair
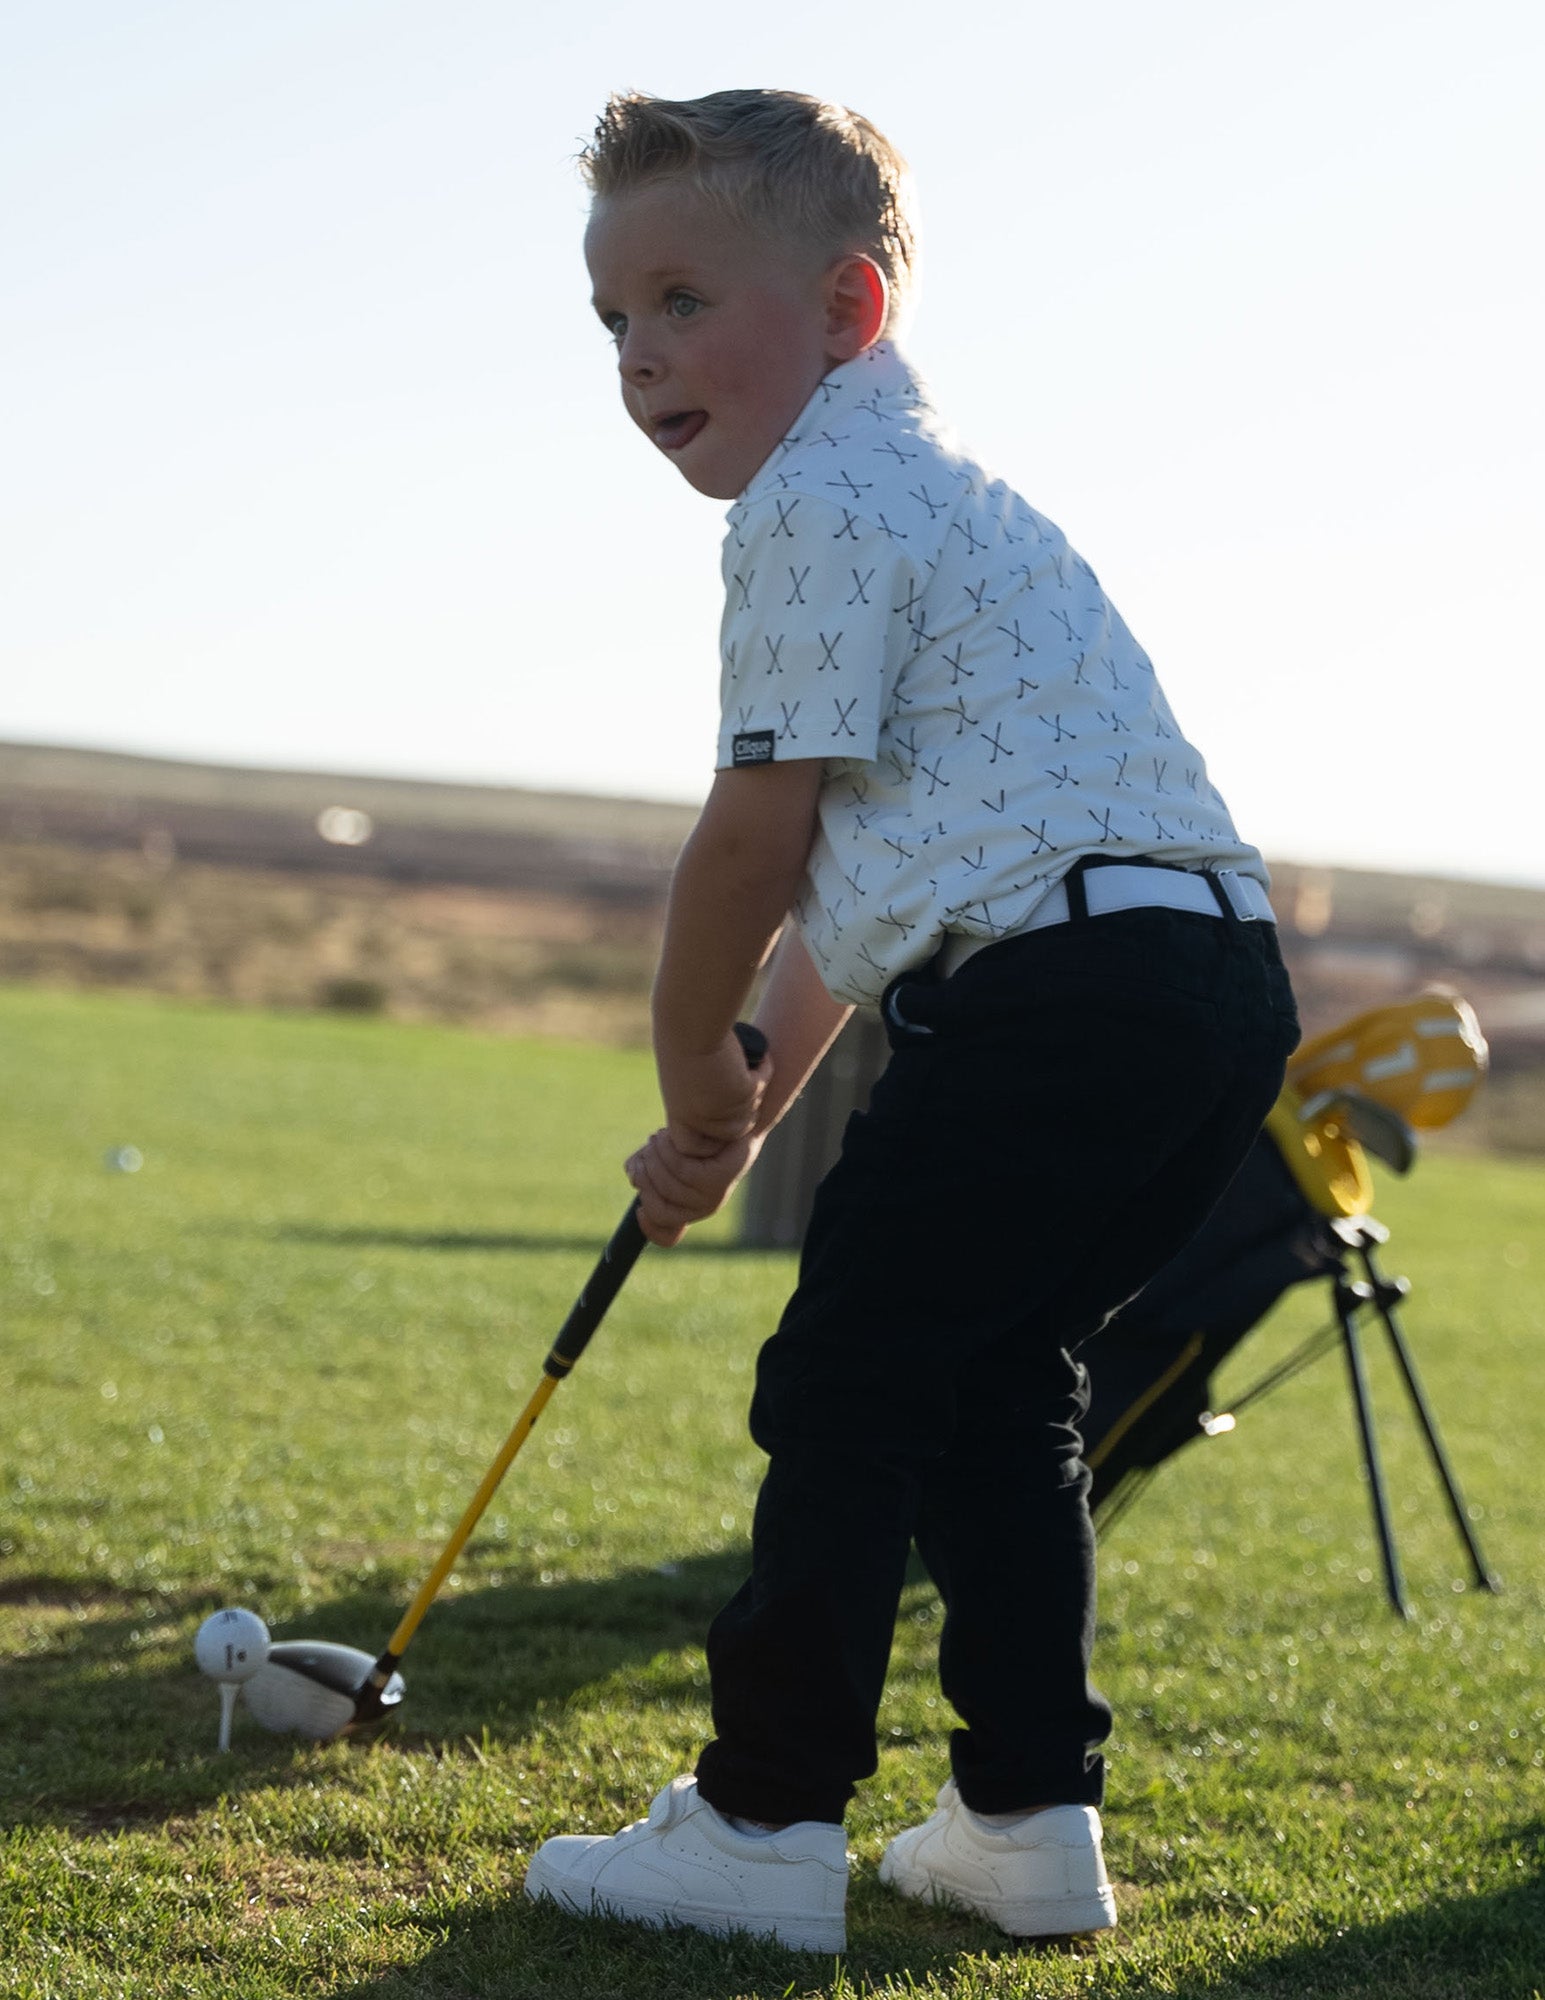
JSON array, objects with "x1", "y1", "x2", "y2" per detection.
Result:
[{"x1": 580, "y1": 89, "x2": 918, "y2": 333}]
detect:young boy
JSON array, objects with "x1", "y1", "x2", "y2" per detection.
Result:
[{"x1": 525, "y1": 89, "x2": 1299, "y2": 1954}]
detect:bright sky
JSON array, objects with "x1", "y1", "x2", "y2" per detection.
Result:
[{"x1": 5, "y1": 1, "x2": 1542, "y2": 884}]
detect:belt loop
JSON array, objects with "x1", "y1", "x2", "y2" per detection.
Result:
[
  {"x1": 1063, "y1": 860, "x2": 1090, "y2": 922},
  {"x1": 1201, "y1": 871, "x2": 1235, "y2": 918}
]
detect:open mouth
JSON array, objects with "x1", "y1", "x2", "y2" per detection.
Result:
[{"x1": 653, "y1": 410, "x2": 708, "y2": 452}]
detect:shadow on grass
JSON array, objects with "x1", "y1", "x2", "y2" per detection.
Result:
[
  {"x1": 0, "y1": 1553, "x2": 766, "y2": 1829},
  {"x1": 7, "y1": 1569, "x2": 1541, "y2": 1996},
  {"x1": 267, "y1": 1223, "x2": 783, "y2": 1259},
  {"x1": 322, "y1": 1832, "x2": 1545, "y2": 2000},
  {"x1": 361, "y1": 1549, "x2": 761, "y2": 1747},
  {"x1": 330, "y1": 1825, "x2": 1545, "y2": 2000},
  {"x1": 330, "y1": 1877, "x2": 1090, "y2": 2000}
]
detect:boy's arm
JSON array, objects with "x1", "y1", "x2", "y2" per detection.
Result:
[
  {"x1": 630, "y1": 926, "x2": 853, "y2": 1245},
  {"x1": 631, "y1": 762, "x2": 855, "y2": 1246},
  {"x1": 747, "y1": 925, "x2": 854, "y2": 1136},
  {"x1": 651, "y1": 757, "x2": 826, "y2": 1152}
]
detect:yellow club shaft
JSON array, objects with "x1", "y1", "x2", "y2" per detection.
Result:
[{"x1": 383, "y1": 1370, "x2": 562, "y2": 1660}]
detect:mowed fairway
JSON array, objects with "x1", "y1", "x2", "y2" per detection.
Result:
[{"x1": 2, "y1": 985, "x2": 1541, "y2": 2000}]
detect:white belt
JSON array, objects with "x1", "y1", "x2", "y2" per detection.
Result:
[{"x1": 938, "y1": 866, "x2": 1276, "y2": 977}]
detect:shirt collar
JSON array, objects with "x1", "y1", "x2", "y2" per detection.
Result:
[{"x1": 736, "y1": 341, "x2": 932, "y2": 508}]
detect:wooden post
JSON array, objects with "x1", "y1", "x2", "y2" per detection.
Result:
[{"x1": 740, "y1": 1010, "x2": 890, "y2": 1248}]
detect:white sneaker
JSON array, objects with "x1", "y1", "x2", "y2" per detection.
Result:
[
  {"x1": 879, "y1": 1779, "x2": 1117, "y2": 1937},
  {"x1": 524, "y1": 1774, "x2": 848, "y2": 1952}
]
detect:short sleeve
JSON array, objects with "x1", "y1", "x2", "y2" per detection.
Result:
[{"x1": 716, "y1": 493, "x2": 915, "y2": 771}]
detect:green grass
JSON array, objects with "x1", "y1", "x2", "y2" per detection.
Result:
[{"x1": 1, "y1": 983, "x2": 1541, "y2": 2000}]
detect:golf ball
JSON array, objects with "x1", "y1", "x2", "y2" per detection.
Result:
[{"x1": 194, "y1": 1607, "x2": 270, "y2": 1683}]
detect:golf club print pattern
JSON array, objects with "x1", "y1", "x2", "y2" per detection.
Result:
[{"x1": 716, "y1": 342, "x2": 1267, "y2": 1005}]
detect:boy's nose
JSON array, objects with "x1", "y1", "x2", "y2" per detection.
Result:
[{"x1": 617, "y1": 326, "x2": 662, "y2": 385}]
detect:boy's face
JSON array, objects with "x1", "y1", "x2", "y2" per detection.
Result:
[{"x1": 585, "y1": 181, "x2": 841, "y2": 501}]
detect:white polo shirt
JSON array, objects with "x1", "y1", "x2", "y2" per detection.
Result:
[{"x1": 715, "y1": 342, "x2": 1268, "y2": 1007}]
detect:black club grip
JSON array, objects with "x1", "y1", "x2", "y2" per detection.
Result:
[{"x1": 732, "y1": 1021, "x2": 769, "y2": 1070}]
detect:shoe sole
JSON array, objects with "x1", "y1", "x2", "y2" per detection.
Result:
[
  {"x1": 878, "y1": 1851, "x2": 1116, "y2": 1938},
  {"x1": 524, "y1": 1854, "x2": 847, "y2": 1953}
]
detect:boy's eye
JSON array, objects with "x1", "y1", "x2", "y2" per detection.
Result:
[
  {"x1": 602, "y1": 313, "x2": 627, "y2": 344},
  {"x1": 666, "y1": 291, "x2": 702, "y2": 320}
]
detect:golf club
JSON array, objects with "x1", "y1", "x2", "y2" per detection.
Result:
[{"x1": 236, "y1": 1020, "x2": 768, "y2": 1741}]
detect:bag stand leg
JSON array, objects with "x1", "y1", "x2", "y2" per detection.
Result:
[
  {"x1": 1331, "y1": 1217, "x2": 1501, "y2": 1616},
  {"x1": 1333, "y1": 1264, "x2": 1411, "y2": 1618},
  {"x1": 1349, "y1": 1228, "x2": 1502, "y2": 1598}
]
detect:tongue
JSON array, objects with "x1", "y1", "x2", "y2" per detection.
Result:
[{"x1": 657, "y1": 411, "x2": 707, "y2": 451}]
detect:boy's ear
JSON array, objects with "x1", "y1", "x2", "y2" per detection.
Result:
[{"x1": 823, "y1": 255, "x2": 888, "y2": 361}]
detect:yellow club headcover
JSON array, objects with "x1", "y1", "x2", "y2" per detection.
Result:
[{"x1": 1287, "y1": 991, "x2": 1488, "y2": 1131}]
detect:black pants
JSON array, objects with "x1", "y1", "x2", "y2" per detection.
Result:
[{"x1": 694, "y1": 903, "x2": 1300, "y2": 1827}]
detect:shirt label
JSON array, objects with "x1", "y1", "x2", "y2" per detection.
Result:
[{"x1": 731, "y1": 730, "x2": 776, "y2": 766}]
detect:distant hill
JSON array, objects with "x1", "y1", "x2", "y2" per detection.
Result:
[
  {"x1": 0, "y1": 740, "x2": 696, "y2": 900},
  {"x1": 3, "y1": 740, "x2": 1544, "y2": 1106},
  {"x1": 0, "y1": 741, "x2": 699, "y2": 841}
]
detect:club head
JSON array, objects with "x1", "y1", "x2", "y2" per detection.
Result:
[
  {"x1": 241, "y1": 1640, "x2": 405, "y2": 1742},
  {"x1": 1332, "y1": 1089, "x2": 1419, "y2": 1174}
]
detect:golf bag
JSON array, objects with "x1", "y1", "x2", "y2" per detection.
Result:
[
  {"x1": 1081, "y1": 991, "x2": 1499, "y2": 1615},
  {"x1": 1083, "y1": 1124, "x2": 1340, "y2": 1510}
]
